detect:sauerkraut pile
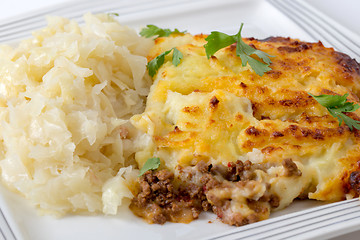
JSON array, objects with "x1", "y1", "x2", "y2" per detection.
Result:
[{"x1": 0, "y1": 13, "x2": 153, "y2": 215}]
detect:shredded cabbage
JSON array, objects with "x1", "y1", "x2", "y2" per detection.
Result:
[{"x1": 0, "y1": 13, "x2": 152, "y2": 215}]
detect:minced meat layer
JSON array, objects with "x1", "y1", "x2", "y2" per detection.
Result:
[{"x1": 130, "y1": 160, "x2": 282, "y2": 226}]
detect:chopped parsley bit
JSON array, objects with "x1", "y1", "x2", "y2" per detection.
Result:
[
  {"x1": 147, "y1": 47, "x2": 183, "y2": 77},
  {"x1": 309, "y1": 93, "x2": 360, "y2": 131},
  {"x1": 171, "y1": 48, "x2": 183, "y2": 66},
  {"x1": 204, "y1": 23, "x2": 274, "y2": 76},
  {"x1": 140, "y1": 25, "x2": 186, "y2": 38},
  {"x1": 138, "y1": 157, "x2": 161, "y2": 176},
  {"x1": 107, "y1": 13, "x2": 119, "y2": 17}
]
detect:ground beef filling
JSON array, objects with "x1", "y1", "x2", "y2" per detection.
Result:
[
  {"x1": 130, "y1": 160, "x2": 283, "y2": 226},
  {"x1": 129, "y1": 169, "x2": 210, "y2": 224}
]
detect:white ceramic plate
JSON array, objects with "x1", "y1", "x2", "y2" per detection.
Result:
[{"x1": 0, "y1": 0, "x2": 359, "y2": 239}]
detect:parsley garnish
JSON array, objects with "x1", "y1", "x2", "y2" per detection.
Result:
[
  {"x1": 107, "y1": 13, "x2": 119, "y2": 17},
  {"x1": 140, "y1": 25, "x2": 186, "y2": 38},
  {"x1": 204, "y1": 23, "x2": 274, "y2": 76},
  {"x1": 147, "y1": 47, "x2": 183, "y2": 77},
  {"x1": 309, "y1": 93, "x2": 360, "y2": 131},
  {"x1": 138, "y1": 157, "x2": 161, "y2": 176},
  {"x1": 171, "y1": 48, "x2": 183, "y2": 66}
]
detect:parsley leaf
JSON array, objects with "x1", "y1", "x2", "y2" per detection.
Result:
[
  {"x1": 138, "y1": 157, "x2": 161, "y2": 176},
  {"x1": 308, "y1": 93, "x2": 348, "y2": 108},
  {"x1": 108, "y1": 13, "x2": 119, "y2": 17},
  {"x1": 204, "y1": 23, "x2": 274, "y2": 76},
  {"x1": 140, "y1": 25, "x2": 186, "y2": 38},
  {"x1": 147, "y1": 49, "x2": 171, "y2": 77},
  {"x1": 172, "y1": 47, "x2": 183, "y2": 66},
  {"x1": 204, "y1": 31, "x2": 236, "y2": 58},
  {"x1": 309, "y1": 93, "x2": 360, "y2": 131},
  {"x1": 147, "y1": 47, "x2": 183, "y2": 77}
]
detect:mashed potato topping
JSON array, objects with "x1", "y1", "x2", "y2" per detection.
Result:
[
  {"x1": 0, "y1": 13, "x2": 153, "y2": 215},
  {"x1": 129, "y1": 33, "x2": 360, "y2": 225}
]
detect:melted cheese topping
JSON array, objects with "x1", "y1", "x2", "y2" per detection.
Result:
[{"x1": 131, "y1": 33, "x2": 360, "y2": 218}]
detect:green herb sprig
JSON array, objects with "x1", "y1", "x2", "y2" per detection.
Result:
[
  {"x1": 147, "y1": 47, "x2": 183, "y2": 77},
  {"x1": 140, "y1": 25, "x2": 186, "y2": 38},
  {"x1": 138, "y1": 157, "x2": 161, "y2": 176},
  {"x1": 204, "y1": 23, "x2": 274, "y2": 76},
  {"x1": 107, "y1": 13, "x2": 119, "y2": 17},
  {"x1": 309, "y1": 93, "x2": 360, "y2": 131}
]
